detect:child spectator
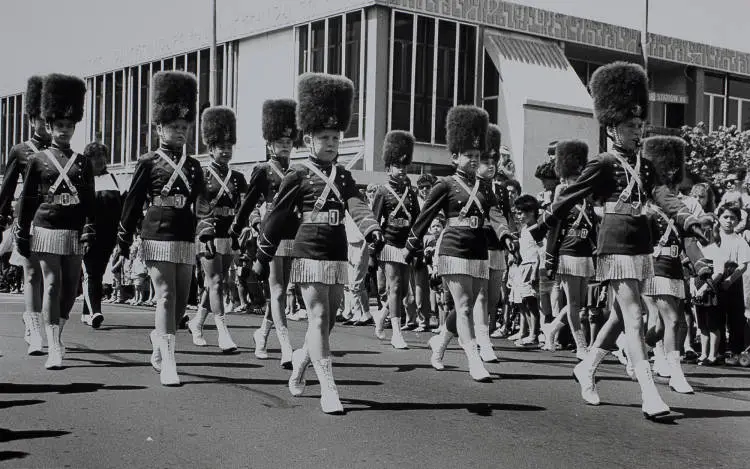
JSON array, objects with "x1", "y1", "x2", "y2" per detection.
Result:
[{"x1": 513, "y1": 194, "x2": 543, "y2": 347}]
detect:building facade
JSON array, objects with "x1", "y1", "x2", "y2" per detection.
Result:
[{"x1": 2, "y1": 0, "x2": 750, "y2": 192}]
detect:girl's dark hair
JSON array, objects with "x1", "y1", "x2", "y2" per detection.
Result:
[
  {"x1": 713, "y1": 203, "x2": 742, "y2": 246},
  {"x1": 503, "y1": 179, "x2": 522, "y2": 194},
  {"x1": 514, "y1": 194, "x2": 540, "y2": 213}
]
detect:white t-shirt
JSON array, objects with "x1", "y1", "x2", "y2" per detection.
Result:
[
  {"x1": 519, "y1": 225, "x2": 541, "y2": 265},
  {"x1": 702, "y1": 232, "x2": 750, "y2": 270}
]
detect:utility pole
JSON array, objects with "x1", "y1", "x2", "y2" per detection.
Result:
[
  {"x1": 642, "y1": 0, "x2": 649, "y2": 73},
  {"x1": 210, "y1": 0, "x2": 218, "y2": 106}
]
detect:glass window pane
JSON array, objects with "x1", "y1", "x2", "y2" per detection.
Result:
[
  {"x1": 664, "y1": 103, "x2": 685, "y2": 129},
  {"x1": 483, "y1": 51, "x2": 499, "y2": 98},
  {"x1": 327, "y1": 16, "x2": 342, "y2": 74},
  {"x1": 729, "y1": 78, "x2": 750, "y2": 100},
  {"x1": 457, "y1": 24, "x2": 476, "y2": 105},
  {"x1": 150, "y1": 62, "x2": 162, "y2": 151},
  {"x1": 742, "y1": 101, "x2": 750, "y2": 131},
  {"x1": 570, "y1": 59, "x2": 587, "y2": 86},
  {"x1": 104, "y1": 74, "x2": 113, "y2": 160},
  {"x1": 311, "y1": 20, "x2": 325, "y2": 73},
  {"x1": 94, "y1": 75, "x2": 104, "y2": 142},
  {"x1": 705, "y1": 74, "x2": 724, "y2": 95},
  {"x1": 297, "y1": 26, "x2": 309, "y2": 75},
  {"x1": 344, "y1": 12, "x2": 362, "y2": 139},
  {"x1": 129, "y1": 67, "x2": 139, "y2": 161},
  {"x1": 390, "y1": 12, "x2": 413, "y2": 131},
  {"x1": 1, "y1": 99, "x2": 6, "y2": 166},
  {"x1": 712, "y1": 96, "x2": 724, "y2": 130},
  {"x1": 139, "y1": 64, "x2": 150, "y2": 154},
  {"x1": 14, "y1": 96, "x2": 22, "y2": 143},
  {"x1": 7, "y1": 98, "x2": 14, "y2": 148},
  {"x1": 113, "y1": 71, "x2": 123, "y2": 165},
  {"x1": 198, "y1": 49, "x2": 210, "y2": 154},
  {"x1": 727, "y1": 98, "x2": 739, "y2": 128},
  {"x1": 175, "y1": 55, "x2": 185, "y2": 71},
  {"x1": 217, "y1": 44, "x2": 225, "y2": 106},
  {"x1": 434, "y1": 20, "x2": 456, "y2": 144},
  {"x1": 483, "y1": 98, "x2": 498, "y2": 124},
  {"x1": 413, "y1": 17, "x2": 435, "y2": 142},
  {"x1": 187, "y1": 52, "x2": 198, "y2": 76}
]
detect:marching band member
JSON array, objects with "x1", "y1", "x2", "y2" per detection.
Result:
[
  {"x1": 407, "y1": 106, "x2": 513, "y2": 381},
  {"x1": 81, "y1": 142, "x2": 123, "y2": 329},
  {"x1": 15, "y1": 74, "x2": 94, "y2": 370},
  {"x1": 116, "y1": 71, "x2": 209, "y2": 386},
  {"x1": 370, "y1": 131, "x2": 420, "y2": 349},
  {"x1": 640, "y1": 136, "x2": 695, "y2": 393},
  {"x1": 231, "y1": 99, "x2": 299, "y2": 368},
  {"x1": 530, "y1": 62, "x2": 705, "y2": 418},
  {"x1": 253, "y1": 73, "x2": 384, "y2": 414},
  {"x1": 540, "y1": 140, "x2": 596, "y2": 359},
  {"x1": 0, "y1": 76, "x2": 50, "y2": 355},
  {"x1": 187, "y1": 106, "x2": 246, "y2": 353}
]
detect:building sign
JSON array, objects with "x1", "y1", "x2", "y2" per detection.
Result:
[
  {"x1": 381, "y1": 0, "x2": 750, "y2": 77},
  {"x1": 649, "y1": 92, "x2": 688, "y2": 104}
]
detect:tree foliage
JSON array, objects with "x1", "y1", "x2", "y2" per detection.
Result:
[{"x1": 680, "y1": 123, "x2": 750, "y2": 185}]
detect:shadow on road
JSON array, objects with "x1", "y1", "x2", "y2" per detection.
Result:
[
  {"x1": 0, "y1": 427, "x2": 70, "y2": 443},
  {"x1": 0, "y1": 399, "x2": 45, "y2": 410},
  {"x1": 0, "y1": 383, "x2": 146, "y2": 394},
  {"x1": 0, "y1": 451, "x2": 29, "y2": 462},
  {"x1": 341, "y1": 397, "x2": 546, "y2": 416}
]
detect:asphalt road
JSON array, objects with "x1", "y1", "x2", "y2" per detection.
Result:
[{"x1": 1, "y1": 293, "x2": 749, "y2": 469}]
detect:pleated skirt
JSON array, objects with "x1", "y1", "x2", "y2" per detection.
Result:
[
  {"x1": 437, "y1": 255, "x2": 489, "y2": 280},
  {"x1": 596, "y1": 254, "x2": 653, "y2": 282},
  {"x1": 31, "y1": 227, "x2": 82, "y2": 256},
  {"x1": 290, "y1": 258, "x2": 348, "y2": 285},
  {"x1": 642, "y1": 275, "x2": 685, "y2": 299},
  {"x1": 142, "y1": 240, "x2": 196, "y2": 265}
]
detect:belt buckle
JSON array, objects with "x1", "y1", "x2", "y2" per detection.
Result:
[
  {"x1": 579, "y1": 228, "x2": 588, "y2": 239},
  {"x1": 60, "y1": 193, "x2": 70, "y2": 206},
  {"x1": 469, "y1": 216, "x2": 479, "y2": 229},
  {"x1": 174, "y1": 194, "x2": 186, "y2": 209},
  {"x1": 328, "y1": 209, "x2": 340, "y2": 226},
  {"x1": 670, "y1": 245, "x2": 679, "y2": 258}
]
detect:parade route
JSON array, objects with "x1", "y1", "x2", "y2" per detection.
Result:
[{"x1": 1, "y1": 293, "x2": 749, "y2": 469}]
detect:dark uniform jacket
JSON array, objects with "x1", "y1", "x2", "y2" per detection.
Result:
[
  {"x1": 195, "y1": 162, "x2": 248, "y2": 240},
  {"x1": 91, "y1": 173, "x2": 123, "y2": 250},
  {"x1": 371, "y1": 175, "x2": 420, "y2": 248},
  {"x1": 543, "y1": 183, "x2": 598, "y2": 274},
  {"x1": 117, "y1": 144, "x2": 208, "y2": 247},
  {"x1": 406, "y1": 170, "x2": 511, "y2": 260},
  {"x1": 0, "y1": 135, "x2": 51, "y2": 229},
  {"x1": 16, "y1": 142, "x2": 96, "y2": 242},
  {"x1": 646, "y1": 202, "x2": 686, "y2": 280},
  {"x1": 232, "y1": 159, "x2": 298, "y2": 240},
  {"x1": 481, "y1": 177, "x2": 512, "y2": 251},
  {"x1": 533, "y1": 148, "x2": 698, "y2": 256},
  {"x1": 256, "y1": 157, "x2": 379, "y2": 263}
]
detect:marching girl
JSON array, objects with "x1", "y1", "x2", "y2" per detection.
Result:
[
  {"x1": 539, "y1": 140, "x2": 596, "y2": 360},
  {"x1": 640, "y1": 136, "x2": 695, "y2": 393},
  {"x1": 253, "y1": 73, "x2": 384, "y2": 414},
  {"x1": 407, "y1": 106, "x2": 513, "y2": 382},
  {"x1": 0, "y1": 76, "x2": 50, "y2": 355},
  {"x1": 474, "y1": 124, "x2": 513, "y2": 362},
  {"x1": 187, "y1": 106, "x2": 246, "y2": 353},
  {"x1": 230, "y1": 99, "x2": 299, "y2": 367},
  {"x1": 116, "y1": 71, "x2": 210, "y2": 386},
  {"x1": 530, "y1": 62, "x2": 704, "y2": 418},
  {"x1": 80, "y1": 142, "x2": 123, "y2": 328},
  {"x1": 370, "y1": 131, "x2": 420, "y2": 349},
  {"x1": 15, "y1": 74, "x2": 94, "y2": 370}
]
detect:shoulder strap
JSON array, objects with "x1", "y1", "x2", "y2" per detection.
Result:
[
  {"x1": 613, "y1": 153, "x2": 643, "y2": 204},
  {"x1": 384, "y1": 184, "x2": 412, "y2": 221},
  {"x1": 26, "y1": 140, "x2": 40, "y2": 153},
  {"x1": 156, "y1": 149, "x2": 190, "y2": 195},
  {"x1": 45, "y1": 149, "x2": 79, "y2": 195},
  {"x1": 207, "y1": 165, "x2": 233, "y2": 207},
  {"x1": 268, "y1": 160, "x2": 285, "y2": 180},
  {"x1": 452, "y1": 175, "x2": 484, "y2": 217},
  {"x1": 302, "y1": 161, "x2": 342, "y2": 217}
]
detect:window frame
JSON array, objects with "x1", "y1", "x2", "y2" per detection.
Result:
[{"x1": 387, "y1": 9, "x2": 478, "y2": 145}]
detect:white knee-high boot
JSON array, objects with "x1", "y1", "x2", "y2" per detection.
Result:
[
  {"x1": 276, "y1": 326, "x2": 293, "y2": 368},
  {"x1": 460, "y1": 338, "x2": 491, "y2": 382},
  {"x1": 288, "y1": 347, "x2": 310, "y2": 396},
  {"x1": 188, "y1": 307, "x2": 209, "y2": 346},
  {"x1": 475, "y1": 323, "x2": 499, "y2": 363},
  {"x1": 390, "y1": 317, "x2": 408, "y2": 349},
  {"x1": 44, "y1": 324, "x2": 63, "y2": 370},
  {"x1": 253, "y1": 318, "x2": 273, "y2": 359},
  {"x1": 149, "y1": 329, "x2": 162, "y2": 372},
  {"x1": 667, "y1": 351, "x2": 694, "y2": 394},
  {"x1": 428, "y1": 328, "x2": 453, "y2": 370},
  {"x1": 214, "y1": 313, "x2": 237, "y2": 353},
  {"x1": 573, "y1": 347, "x2": 608, "y2": 405},
  {"x1": 157, "y1": 333, "x2": 180, "y2": 386},
  {"x1": 311, "y1": 357, "x2": 344, "y2": 414},
  {"x1": 24, "y1": 312, "x2": 44, "y2": 355},
  {"x1": 634, "y1": 360, "x2": 670, "y2": 419}
]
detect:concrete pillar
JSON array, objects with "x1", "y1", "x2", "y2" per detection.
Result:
[{"x1": 364, "y1": 5, "x2": 390, "y2": 172}]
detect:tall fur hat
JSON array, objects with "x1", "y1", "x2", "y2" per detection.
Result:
[
  {"x1": 554, "y1": 140, "x2": 589, "y2": 179},
  {"x1": 589, "y1": 62, "x2": 649, "y2": 127},
  {"x1": 296, "y1": 73, "x2": 353, "y2": 134},
  {"x1": 25, "y1": 75, "x2": 44, "y2": 119},
  {"x1": 486, "y1": 124, "x2": 502, "y2": 154},
  {"x1": 262, "y1": 99, "x2": 298, "y2": 142},
  {"x1": 547, "y1": 140, "x2": 558, "y2": 157},
  {"x1": 534, "y1": 160, "x2": 557, "y2": 181},
  {"x1": 41, "y1": 74, "x2": 86, "y2": 123},
  {"x1": 642, "y1": 136, "x2": 686, "y2": 186},
  {"x1": 151, "y1": 71, "x2": 197, "y2": 124},
  {"x1": 201, "y1": 106, "x2": 236, "y2": 146},
  {"x1": 446, "y1": 105, "x2": 488, "y2": 154},
  {"x1": 382, "y1": 130, "x2": 415, "y2": 166}
]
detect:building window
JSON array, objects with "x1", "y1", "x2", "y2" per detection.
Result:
[
  {"x1": 728, "y1": 77, "x2": 750, "y2": 131},
  {"x1": 389, "y1": 10, "x2": 478, "y2": 144},
  {"x1": 482, "y1": 51, "x2": 499, "y2": 124},
  {"x1": 295, "y1": 11, "x2": 365, "y2": 139},
  {"x1": 0, "y1": 93, "x2": 29, "y2": 170},
  {"x1": 664, "y1": 103, "x2": 686, "y2": 129},
  {"x1": 704, "y1": 73, "x2": 726, "y2": 131},
  {"x1": 85, "y1": 43, "x2": 237, "y2": 166}
]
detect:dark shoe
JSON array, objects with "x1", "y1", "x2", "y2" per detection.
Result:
[
  {"x1": 90, "y1": 313, "x2": 104, "y2": 329},
  {"x1": 354, "y1": 317, "x2": 374, "y2": 326},
  {"x1": 178, "y1": 314, "x2": 190, "y2": 330},
  {"x1": 684, "y1": 350, "x2": 699, "y2": 363}
]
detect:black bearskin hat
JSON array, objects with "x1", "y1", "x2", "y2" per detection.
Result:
[
  {"x1": 589, "y1": 62, "x2": 649, "y2": 127},
  {"x1": 296, "y1": 73, "x2": 353, "y2": 134},
  {"x1": 25, "y1": 75, "x2": 44, "y2": 119},
  {"x1": 262, "y1": 99, "x2": 298, "y2": 143},
  {"x1": 487, "y1": 124, "x2": 502, "y2": 155},
  {"x1": 446, "y1": 105, "x2": 488, "y2": 154},
  {"x1": 201, "y1": 106, "x2": 236, "y2": 146},
  {"x1": 83, "y1": 141, "x2": 109, "y2": 160},
  {"x1": 642, "y1": 136, "x2": 686, "y2": 186},
  {"x1": 554, "y1": 140, "x2": 589, "y2": 179},
  {"x1": 41, "y1": 74, "x2": 86, "y2": 123},
  {"x1": 534, "y1": 160, "x2": 557, "y2": 181},
  {"x1": 382, "y1": 130, "x2": 415, "y2": 166},
  {"x1": 547, "y1": 140, "x2": 558, "y2": 157},
  {"x1": 151, "y1": 71, "x2": 197, "y2": 124}
]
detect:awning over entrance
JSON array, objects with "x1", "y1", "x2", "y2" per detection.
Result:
[{"x1": 484, "y1": 30, "x2": 598, "y2": 193}]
